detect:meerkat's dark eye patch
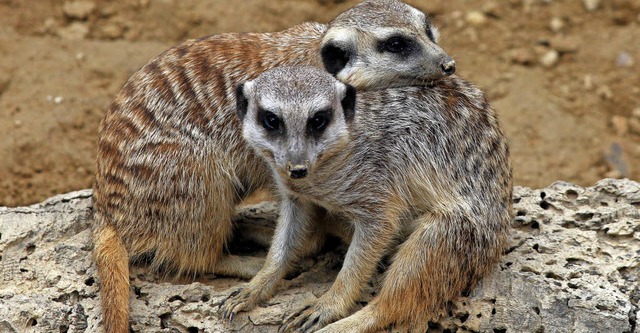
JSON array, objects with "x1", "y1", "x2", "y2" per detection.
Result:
[
  {"x1": 258, "y1": 109, "x2": 281, "y2": 132},
  {"x1": 307, "y1": 109, "x2": 332, "y2": 135},
  {"x1": 378, "y1": 35, "x2": 415, "y2": 57}
]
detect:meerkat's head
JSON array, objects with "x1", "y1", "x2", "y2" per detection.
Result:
[
  {"x1": 237, "y1": 66, "x2": 356, "y2": 181},
  {"x1": 322, "y1": 0, "x2": 455, "y2": 89}
]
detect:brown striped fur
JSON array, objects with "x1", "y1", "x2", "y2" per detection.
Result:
[
  {"x1": 92, "y1": 1, "x2": 456, "y2": 331},
  {"x1": 221, "y1": 66, "x2": 512, "y2": 332}
]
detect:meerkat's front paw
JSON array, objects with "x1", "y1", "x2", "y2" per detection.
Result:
[
  {"x1": 218, "y1": 285, "x2": 264, "y2": 321},
  {"x1": 278, "y1": 301, "x2": 343, "y2": 333}
]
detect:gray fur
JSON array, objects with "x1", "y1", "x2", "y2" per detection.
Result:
[{"x1": 222, "y1": 66, "x2": 513, "y2": 332}]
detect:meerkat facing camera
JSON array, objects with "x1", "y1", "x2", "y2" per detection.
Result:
[
  {"x1": 221, "y1": 66, "x2": 513, "y2": 333},
  {"x1": 92, "y1": 1, "x2": 456, "y2": 332}
]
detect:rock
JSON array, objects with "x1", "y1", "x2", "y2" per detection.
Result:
[
  {"x1": 597, "y1": 85, "x2": 614, "y2": 100},
  {"x1": 97, "y1": 23, "x2": 124, "y2": 39},
  {"x1": 481, "y1": 2, "x2": 500, "y2": 17},
  {"x1": 611, "y1": 115, "x2": 630, "y2": 136},
  {"x1": 616, "y1": 51, "x2": 635, "y2": 68},
  {"x1": 582, "y1": 0, "x2": 601, "y2": 12},
  {"x1": 509, "y1": 47, "x2": 536, "y2": 66},
  {"x1": 57, "y1": 22, "x2": 89, "y2": 40},
  {"x1": 540, "y1": 49, "x2": 560, "y2": 68},
  {"x1": 1, "y1": 180, "x2": 639, "y2": 332},
  {"x1": 628, "y1": 118, "x2": 640, "y2": 135},
  {"x1": 583, "y1": 74, "x2": 595, "y2": 91},
  {"x1": 549, "y1": 17, "x2": 565, "y2": 33},
  {"x1": 63, "y1": 1, "x2": 96, "y2": 20},
  {"x1": 465, "y1": 11, "x2": 488, "y2": 26},
  {"x1": 41, "y1": 17, "x2": 59, "y2": 35}
]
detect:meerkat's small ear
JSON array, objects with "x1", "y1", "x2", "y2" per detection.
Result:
[
  {"x1": 236, "y1": 81, "x2": 253, "y2": 121},
  {"x1": 429, "y1": 26, "x2": 440, "y2": 43},
  {"x1": 339, "y1": 83, "x2": 356, "y2": 122},
  {"x1": 322, "y1": 29, "x2": 356, "y2": 76},
  {"x1": 322, "y1": 41, "x2": 352, "y2": 76}
]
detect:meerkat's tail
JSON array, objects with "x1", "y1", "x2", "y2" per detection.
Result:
[
  {"x1": 324, "y1": 212, "x2": 507, "y2": 332},
  {"x1": 94, "y1": 223, "x2": 130, "y2": 333}
]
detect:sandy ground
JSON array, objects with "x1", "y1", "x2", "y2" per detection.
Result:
[{"x1": 0, "y1": 0, "x2": 638, "y2": 206}]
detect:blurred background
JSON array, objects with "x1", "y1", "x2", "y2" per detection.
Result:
[{"x1": 0, "y1": 0, "x2": 638, "y2": 206}]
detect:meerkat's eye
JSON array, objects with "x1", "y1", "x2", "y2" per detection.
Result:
[
  {"x1": 308, "y1": 109, "x2": 331, "y2": 134},
  {"x1": 378, "y1": 35, "x2": 414, "y2": 56},
  {"x1": 259, "y1": 109, "x2": 280, "y2": 132}
]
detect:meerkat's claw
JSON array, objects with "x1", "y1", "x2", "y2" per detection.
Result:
[
  {"x1": 220, "y1": 284, "x2": 269, "y2": 321},
  {"x1": 218, "y1": 287, "x2": 245, "y2": 320},
  {"x1": 280, "y1": 302, "x2": 338, "y2": 333},
  {"x1": 279, "y1": 304, "x2": 310, "y2": 333}
]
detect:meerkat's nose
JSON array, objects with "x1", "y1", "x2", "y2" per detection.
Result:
[
  {"x1": 288, "y1": 164, "x2": 308, "y2": 179},
  {"x1": 440, "y1": 58, "x2": 456, "y2": 76}
]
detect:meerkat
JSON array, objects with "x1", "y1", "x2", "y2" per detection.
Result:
[
  {"x1": 220, "y1": 66, "x2": 512, "y2": 333},
  {"x1": 92, "y1": 1, "x2": 456, "y2": 332}
]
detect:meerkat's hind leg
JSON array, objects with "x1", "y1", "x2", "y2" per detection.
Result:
[
  {"x1": 213, "y1": 254, "x2": 265, "y2": 279},
  {"x1": 317, "y1": 212, "x2": 504, "y2": 333}
]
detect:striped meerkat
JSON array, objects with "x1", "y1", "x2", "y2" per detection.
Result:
[
  {"x1": 92, "y1": 1, "x2": 456, "y2": 332},
  {"x1": 221, "y1": 66, "x2": 512, "y2": 332}
]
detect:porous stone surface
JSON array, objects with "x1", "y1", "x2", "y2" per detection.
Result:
[{"x1": 0, "y1": 179, "x2": 638, "y2": 333}]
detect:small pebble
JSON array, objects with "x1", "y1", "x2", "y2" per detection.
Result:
[
  {"x1": 481, "y1": 2, "x2": 499, "y2": 17},
  {"x1": 628, "y1": 118, "x2": 640, "y2": 135},
  {"x1": 465, "y1": 11, "x2": 488, "y2": 26},
  {"x1": 611, "y1": 116, "x2": 629, "y2": 136},
  {"x1": 615, "y1": 52, "x2": 634, "y2": 68},
  {"x1": 54, "y1": 96, "x2": 64, "y2": 104},
  {"x1": 550, "y1": 17, "x2": 565, "y2": 33},
  {"x1": 583, "y1": 75, "x2": 595, "y2": 91},
  {"x1": 99, "y1": 24, "x2": 124, "y2": 39},
  {"x1": 582, "y1": 0, "x2": 600, "y2": 12},
  {"x1": 57, "y1": 22, "x2": 89, "y2": 40},
  {"x1": 43, "y1": 17, "x2": 58, "y2": 34},
  {"x1": 540, "y1": 50, "x2": 560, "y2": 68},
  {"x1": 62, "y1": 1, "x2": 96, "y2": 20},
  {"x1": 510, "y1": 48, "x2": 535, "y2": 66},
  {"x1": 597, "y1": 85, "x2": 613, "y2": 100}
]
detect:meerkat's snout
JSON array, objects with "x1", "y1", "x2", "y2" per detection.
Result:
[
  {"x1": 287, "y1": 162, "x2": 309, "y2": 179},
  {"x1": 440, "y1": 57, "x2": 456, "y2": 76}
]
